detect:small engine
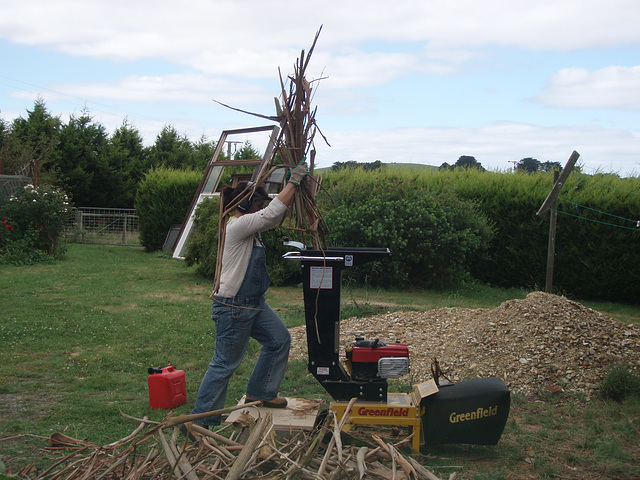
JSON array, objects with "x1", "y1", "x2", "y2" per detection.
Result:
[{"x1": 345, "y1": 337, "x2": 410, "y2": 381}]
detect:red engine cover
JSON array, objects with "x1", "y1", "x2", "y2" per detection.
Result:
[{"x1": 351, "y1": 342, "x2": 409, "y2": 363}]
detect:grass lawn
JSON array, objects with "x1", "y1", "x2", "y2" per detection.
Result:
[{"x1": 1, "y1": 244, "x2": 639, "y2": 479}]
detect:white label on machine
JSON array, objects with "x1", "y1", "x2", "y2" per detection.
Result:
[
  {"x1": 310, "y1": 267, "x2": 333, "y2": 289},
  {"x1": 316, "y1": 367, "x2": 330, "y2": 375}
]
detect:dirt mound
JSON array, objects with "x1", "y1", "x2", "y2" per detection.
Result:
[{"x1": 289, "y1": 292, "x2": 640, "y2": 398}]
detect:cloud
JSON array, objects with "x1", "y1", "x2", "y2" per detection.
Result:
[
  {"x1": 4, "y1": 0, "x2": 640, "y2": 112},
  {"x1": 70, "y1": 74, "x2": 269, "y2": 105},
  {"x1": 4, "y1": 1, "x2": 640, "y2": 66},
  {"x1": 536, "y1": 66, "x2": 640, "y2": 110},
  {"x1": 2, "y1": 0, "x2": 640, "y2": 177},
  {"x1": 7, "y1": 72, "x2": 277, "y2": 123}
]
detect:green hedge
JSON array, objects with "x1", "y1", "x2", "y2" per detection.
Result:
[
  {"x1": 549, "y1": 173, "x2": 640, "y2": 302},
  {"x1": 134, "y1": 168, "x2": 202, "y2": 252},
  {"x1": 419, "y1": 169, "x2": 553, "y2": 288},
  {"x1": 417, "y1": 168, "x2": 640, "y2": 303},
  {"x1": 177, "y1": 167, "x2": 639, "y2": 303},
  {"x1": 317, "y1": 169, "x2": 494, "y2": 288},
  {"x1": 185, "y1": 169, "x2": 494, "y2": 290}
]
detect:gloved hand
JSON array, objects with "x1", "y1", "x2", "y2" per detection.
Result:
[{"x1": 288, "y1": 162, "x2": 309, "y2": 186}]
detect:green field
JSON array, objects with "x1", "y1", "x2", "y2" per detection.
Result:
[{"x1": 1, "y1": 244, "x2": 639, "y2": 479}]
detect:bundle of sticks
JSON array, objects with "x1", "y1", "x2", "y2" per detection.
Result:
[
  {"x1": 212, "y1": 27, "x2": 329, "y2": 292},
  {"x1": 271, "y1": 26, "x2": 329, "y2": 250},
  {"x1": 14, "y1": 403, "x2": 459, "y2": 480},
  {"x1": 218, "y1": 26, "x2": 329, "y2": 250}
]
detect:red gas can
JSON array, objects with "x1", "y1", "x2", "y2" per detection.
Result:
[{"x1": 148, "y1": 365, "x2": 187, "y2": 409}]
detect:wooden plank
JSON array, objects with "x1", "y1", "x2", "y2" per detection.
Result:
[
  {"x1": 225, "y1": 396, "x2": 321, "y2": 430},
  {"x1": 209, "y1": 159, "x2": 263, "y2": 167}
]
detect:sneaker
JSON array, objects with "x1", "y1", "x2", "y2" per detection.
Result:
[{"x1": 245, "y1": 396, "x2": 288, "y2": 408}]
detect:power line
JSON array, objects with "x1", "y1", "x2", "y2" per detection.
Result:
[
  {"x1": 551, "y1": 208, "x2": 640, "y2": 231},
  {"x1": 558, "y1": 197, "x2": 638, "y2": 225},
  {"x1": 0, "y1": 74, "x2": 163, "y2": 125}
]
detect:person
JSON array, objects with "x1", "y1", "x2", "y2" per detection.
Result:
[{"x1": 189, "y1": 162, "x2": 309, "y2": 428}]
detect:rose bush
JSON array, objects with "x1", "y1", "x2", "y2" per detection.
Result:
[{"x1": 1, "y1": 184, "x2": 72, "y2": 264}]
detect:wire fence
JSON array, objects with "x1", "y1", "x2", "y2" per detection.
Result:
[
  {"x1": 65, "y1": 207, "x2": 140, "y2": 246},
  {"x1": 0, "y1": 174, "x2": 31, "y2": 206}
]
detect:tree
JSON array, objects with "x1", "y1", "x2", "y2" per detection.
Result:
[
  {"x1": 331, "y1": 161, "x2": 358, "y2": 171},
  {"x1": 106, "y1": 119, "x2": 146, "y2": 208},
  {"x1": 233, "y1": 141, "x2": 261, "y2": 160},
  {"x1": 454, "y1": 155, "x2": 485, "y2": 170},
  {"x1": 541, "y1": 161, "x2": 562, "y2": 172},
  {"x1": 363, "y1": 160, "x2": 383, "y2": 171},
  {"x1": 1, "y1": 98, "x2": 61, "y2": 182},
  {"x1": 516, "y1": 157, "x2": 541, "y2": 173},
  {"x1": 55, "y1": 110, "x2": 112, "y2": 207},
  {"x1": 107, "y1": 119, "x2": 147, "y2": 207},
  {"x1": 145, "y1": 125, "x2": 193, "y2": 170},
  {"x1": 192, "y1": 135, "x2": 218, "y2": 171},
  {"x1": 331, "y1": 160, "x2": 384, "y2": 171},
  {"x1": 0, "y1": 117, "x2": 8, "y2": 154}
]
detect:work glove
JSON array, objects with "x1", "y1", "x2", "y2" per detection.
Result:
[{"x1": 288, "y1": 161, "x2": 309, "y2": 186}]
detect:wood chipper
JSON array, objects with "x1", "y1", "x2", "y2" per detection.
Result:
[{"x1": 281, "y1": 243, "x2": 511, "y2": 453}]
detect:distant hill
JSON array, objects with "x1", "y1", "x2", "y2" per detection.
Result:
[{"x1": 385, "y1": 162, "x2": 439, "y2": 172}]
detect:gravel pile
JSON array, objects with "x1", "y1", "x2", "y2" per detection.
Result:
[{"x1": 289, "y1": 292, "x2": 640, "y2": 398}]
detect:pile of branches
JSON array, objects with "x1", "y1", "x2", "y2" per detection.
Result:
[{"x1": 12, "y1": 401, "x2": 458, "y2": 480}]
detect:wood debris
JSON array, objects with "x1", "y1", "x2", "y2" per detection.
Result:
[
  {"x1": 17, "y1": 405, "x2": 453, "y2": 480},
  {"x1": 289, "y1": 291, "x2": 640, "y2": 398}
]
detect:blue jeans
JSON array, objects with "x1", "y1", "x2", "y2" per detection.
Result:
[{"x1": 190, "y1": 295, "x2": 291, "y2": 426}]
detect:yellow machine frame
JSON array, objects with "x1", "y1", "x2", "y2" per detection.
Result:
[{"x1": 330, "y1": 381, "x2": 438, "y2": 452}]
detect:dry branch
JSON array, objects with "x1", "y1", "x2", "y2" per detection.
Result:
[
  {"x1": 102, "y1": 417, "x2": 148, "y2": 448},
  {"x1": 224, "y1": 413, "x2": 272, "y2": 480},
  {"x1": 24, "y1": 396, "x2": 459, "y2": 480},
  {"x1": 163, "y1": 400, "x2": 262, "y2": 428},
  {"x1": 356, "y1": 446, "x2": 368, "y2": 479},
  {"x1": 317, "y1": 397, "x2": 358, "y2": 477},
  {"x1": 17, "y1": 389, "x2": 467, "y2": 480},
  {"x1": 23, "y1": 409, "x2": 459, "y2": 480},
  {"x1": 372, "y1": 435, "x2": 419, "y2": 480}
]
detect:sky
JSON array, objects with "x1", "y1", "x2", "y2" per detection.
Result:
[{"x1": 1, "y1": 0, "x2": 639, "y2": 176}]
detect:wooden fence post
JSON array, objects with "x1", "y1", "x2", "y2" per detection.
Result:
[
  {"x1": 545, "y1": 170, "x2": 559, "y2": 293},
  {"x1": 537, "y1": 151, "x2": 579, "y2": 294}
]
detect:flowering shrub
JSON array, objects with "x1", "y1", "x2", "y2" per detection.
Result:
[
  {"x1": 1, "y1": 216, "x2": 15, "y2": 252},
  {"x1": 0, "y1": 184, "x2": 72, "y2": 264}
]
